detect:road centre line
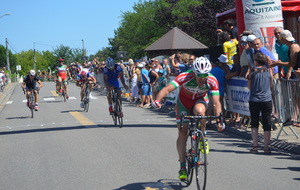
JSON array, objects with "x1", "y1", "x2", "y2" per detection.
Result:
[
  {"x1": 50, "y1": 90, "x2": 58, "y2": 96},
  {"x1": 69, "y1": 112, "x2": 95, "y2": 126}
]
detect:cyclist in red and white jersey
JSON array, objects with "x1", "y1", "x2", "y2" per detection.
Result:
[
  {"x1": 76, "y1": 70, "x2": 96, "y2": 108},
  {"x1": 54, "y1": 58, "x2": 71, "y2": 99},
  {"x1": 153, "y1": 56, "x2": 224, "y2": 180}
]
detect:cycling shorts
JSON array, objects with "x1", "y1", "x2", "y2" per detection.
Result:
[
  {"x1": 57, "y1": 76, "x2": 68, "y2": 85},
  {"x1": 107, "y1": 80, "x2": 120, "y2": 89},
  {"x1": 176, "y1": 96, "x2": 208, "y2": 124}
]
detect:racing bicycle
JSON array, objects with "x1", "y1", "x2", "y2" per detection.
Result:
[
  {"x1": 58, "y1": 85, "x2": 67, "y2": 102},
  {"x1": 24, "y1": 88, "x2": 39, "y2": 118},
  {"x1": 180, "y1": 113, "x2": 224, "y2": 190},
  {"x1": 82, "y1": 82, "x2": 92, "y2": 112},
  {"x1": 110, "y1": 87, "x2": 123, "y2": 127}
]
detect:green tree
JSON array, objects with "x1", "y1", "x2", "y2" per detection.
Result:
[{"x1": 52, "y1": 45, "x2": 73, "y2": 64}]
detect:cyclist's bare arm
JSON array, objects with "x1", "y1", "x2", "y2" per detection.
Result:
[
  {"x1": 37, "y1": 80, "x2": 43, "y2": 88},
  {"x1": 211, "y1": 94, "x2": 224, "y2": 131},
  {"x1": 88, "y1": 77, "x2": 97, "y2": 84},
  {"x1": 154, "y1": 84, "x2": 175, "y2": 107},
  {"x1": 21, "y1": 82, "x2": 26, "y2": 89}
]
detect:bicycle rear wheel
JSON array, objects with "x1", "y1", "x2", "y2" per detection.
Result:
[
  {"x1": 196, "y1": 130, "x2": 207, "y2": 190},
  {"x1": 84, "y1": 87, "x2": 90, "y2": 112},
  {"x1": 116, "y1": 99, "x2": 123, "y2": 128},
  {"x1": 62, "y1": 90, "x2": 66, "y2": 102}
]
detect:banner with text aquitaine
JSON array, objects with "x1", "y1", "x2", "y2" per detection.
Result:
[{"x1": 242, "y1": 0, "x2": 283, "y2": 56}]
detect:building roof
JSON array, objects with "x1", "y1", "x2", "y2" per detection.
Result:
[{"x1": 145, "y1": 27, "x2": 208, "y2": 51}]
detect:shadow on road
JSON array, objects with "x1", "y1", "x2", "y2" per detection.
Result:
[
  {"x1": 113, "y1": 179, "x2": 186, "y2": 190},
  {"x1": 0, "y1": 124, "x2": 176, "y2": 136}
]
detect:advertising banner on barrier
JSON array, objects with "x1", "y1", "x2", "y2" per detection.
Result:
[{"x1": 226, "y1": 77, "x2": 250, "y2": 116}]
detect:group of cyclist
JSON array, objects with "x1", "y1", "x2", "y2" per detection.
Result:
[{"x1": 21, "y1": 56, "x2": 224, "y2": 181}]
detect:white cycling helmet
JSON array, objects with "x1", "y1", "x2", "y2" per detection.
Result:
[
  {"x1": 29, "y1": 69, "x2": 36, "y2": 76},
  {"x1": 105, "y1": 57, "x2": 115, "y2": 69},
  {"x1": 192, "y1": 56, "x2": 212, "y2": 74}
]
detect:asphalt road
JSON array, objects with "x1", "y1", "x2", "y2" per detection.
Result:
[{"x1": 0, "y1": 82, "x2": 299, "y2": 190}]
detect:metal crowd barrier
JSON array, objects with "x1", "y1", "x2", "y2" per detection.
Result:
[
  {"x1": 272, "y1": 79, "x2": 300, "y2": 139},
  {"x1": 225, "y1": 77, "x2": 299, "y2": 140}
]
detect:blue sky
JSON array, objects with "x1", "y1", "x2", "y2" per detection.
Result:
[{"x1": 1, "y1": 0, "x2": 138, "y2": 55}]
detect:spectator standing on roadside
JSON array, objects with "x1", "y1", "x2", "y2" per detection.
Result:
[
  {"x1": 162, "y1": 58, "x2": 171, "y2": 78},
  {"x1": 208, "y1": 61, "x2": 226, "y2": 117},
  {"x1": 223, "y1": 19, "x2": 238, "y2": 40},
  {"x1": 272, "y1": 30, "x2": 300, "y2": 77},
  {"x1": 248, "y1": 52, "x2": 273, "y2": 154},
  {"x1": 130, "y1": 61, "x2": 139, "y2": 103},
  {"x1": 274, "y1": 27, "x2": 292, "y2": 79},
  {"x1": 218, "y1": 54, "x2": 231, "y2": 74},
  {"x1": 226, "y1": 54, "x2": 242, "y2": 124},
  {"x1": 239, "y1": 35, "x2": 251, "y2": 77},
  {"x1": 220, "y1": 31, "x2": 238, "y2": 69},
  {"x1": 138, "y1": 62, "x2": 151, "y2": 108},
  {"x1": 147, "y1": 63, "x2": 159, "y2": 104}
]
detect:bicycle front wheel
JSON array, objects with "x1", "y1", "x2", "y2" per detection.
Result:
[
  {"x1": 29, "y1": 94, "x2": 34, "y2": 118},
  {"x1": 185, "y1": 134, "x2": 194, "y2": 186},
  {"x1": 196, "y1": 130, "x2": 207, "y2": 190}
]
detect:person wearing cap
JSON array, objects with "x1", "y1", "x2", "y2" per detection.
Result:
[
  {"x1": 137, "y1": 62, "x2": 151, "y2": 107},
  {"x1": 240, "y1": 29, "x2": 253, "y2": 37},
  {"x1": 274, "y1": 27, "x2": 293, "y2": 79},
  {"x1": 217, "y1": 54, "x2": 231, "y2": 74},
  {"x1": 54, "y1": 58, "x2": 71, "y2": 99},
  {"x1": 239, "y1": 35, "x2": 251, "y2": 77},
  {"x1": 21, "y1": 70, "x2": 43, "y2": 111},
  {"x1": 272, "y1": 29, "x2": 300, "y2": 76}
]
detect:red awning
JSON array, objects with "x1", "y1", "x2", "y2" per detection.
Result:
[
  {"x1": 282, "y1": 6, "x2": 300, "y2": 12},
  {"x1": 281, "y1": 0, "x2": 300, "y2": 6}
]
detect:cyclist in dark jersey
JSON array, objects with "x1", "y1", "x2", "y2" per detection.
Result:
[{"x1": 21, "y1": 70, "x2": 43, "y2": 111}]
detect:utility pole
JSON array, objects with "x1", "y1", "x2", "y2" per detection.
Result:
[
  {"x1": 82, "y1": 39, "x2": 86, "y2": 56},
  {"x1": 33, "y1": 42, "x2": 36, "y2": 70},
  {"x1": 5, "y1": 38, "x2": 10, "y2": 72}
]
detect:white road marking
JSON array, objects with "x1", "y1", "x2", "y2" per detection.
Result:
[
  {"x1": 44, "y1": 98, "x2": 55, "y2": 101},
  {"x1": 68, "y1": 97, "x2": 76, "y2": 99},
  {"x1": 6, "y1": 101, "x2": 12, "y2": 104}
]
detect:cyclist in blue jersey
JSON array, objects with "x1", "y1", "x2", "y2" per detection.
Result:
[{"x1": 103, "y1": 57, "x2": 128, "y2": 116}]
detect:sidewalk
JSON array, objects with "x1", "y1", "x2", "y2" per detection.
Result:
[{"x1": 0, "y1": 82, "x2": 19, "y2": 112}]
